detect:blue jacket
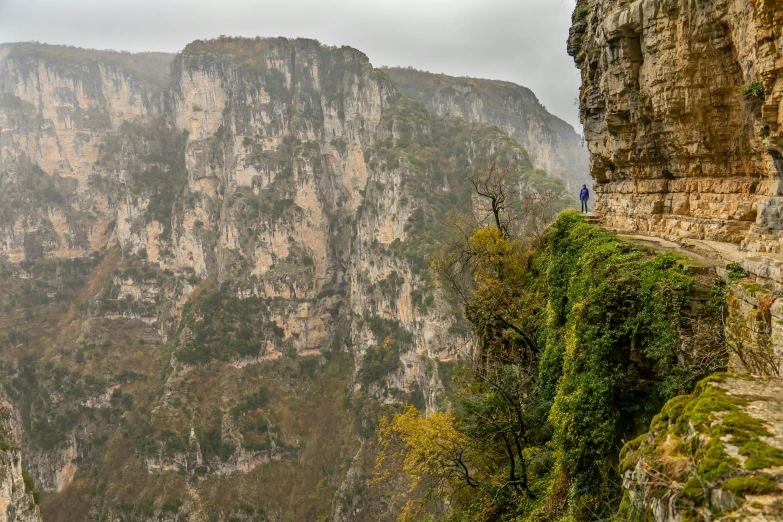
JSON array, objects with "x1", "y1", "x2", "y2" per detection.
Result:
[{"x1": 580, "y1": 188, "x2": 589, "y2": 200}]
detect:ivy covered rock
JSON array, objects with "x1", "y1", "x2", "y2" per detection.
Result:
[{"x1": 620, "y1": 374, "x2": 783, "y2": 521}]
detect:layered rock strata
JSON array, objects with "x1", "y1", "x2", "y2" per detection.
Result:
[{"x1": 570, "y1": 0, "x2": 783, "y2": 251}]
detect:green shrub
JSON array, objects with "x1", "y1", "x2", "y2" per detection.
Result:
[
  {"x1": 357, "y1": 344, "x2": 401, "y2": 387},
  {"x1": 726, "y1": 262, "x2": 748, "y2": 280},
  {"x1": 176, "y1": 290, "x2": 272, "y2": 365},
  {"x1": 160, "y1": 498, "x2": 184, "y2": 513},
  {"x1": 741, "y1": 80, "x2": 765, "y2": 99},
  {"x1": 196, "y1": 426, "x2": 235, "y2": 463},
  {"x1": 330, "y1": 138, "x2": 347, "y2": 154},
  {"x1": 22, "y1": 469, "x2": 39, "y2": 504},
  {"x1": 231, "y1": 388, "x2": 270, "y2": 418}
]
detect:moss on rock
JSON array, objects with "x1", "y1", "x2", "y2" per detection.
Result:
[{"x1": 620, "y1": 374, "x2": 783, "y2": 519}]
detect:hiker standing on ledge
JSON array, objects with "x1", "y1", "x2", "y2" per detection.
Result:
[{"x1": 580, "y1": 184, "x2": 590, "y2": 213}]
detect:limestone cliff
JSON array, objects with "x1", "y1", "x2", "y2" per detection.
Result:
[
  {"x1": 0, "y1": 43, "x2": 172, "y2": 261},
  {"x1": 569, "y1": 0, "x2": 783, "y2": 251},
  {"x1": 0, "y1": 38, "x2": 565, "y2": 521},
  {"x1": 569, "y1": 4, "x2": 783, "y2": 513},
  {"x1": 0, "y1": 394, "x2": 41, "y2": 522},
  {"x1": 383, "y1": 67, "x2": 590, "y2": 190}
]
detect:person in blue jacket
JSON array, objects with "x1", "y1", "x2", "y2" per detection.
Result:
[{"x1": 579, "y1": 184, "x2": 590, "y2": 213}]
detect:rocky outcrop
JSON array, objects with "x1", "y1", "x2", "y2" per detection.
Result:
[
  {"x1": 0, "y1": 394, "x2": 41, "y2": 522},
  {"x1": 620, "y1": 374, "x2": 783, "y2": 521},
  {"x1": 384, "y1": 67, "x2": 590, "y2": 190},
  {"x1": 570, "y1": 0, "x2": 783, "y2": 251},
  {"x1": 612, "y1": 231, "x2": 783, "y2": 520}
]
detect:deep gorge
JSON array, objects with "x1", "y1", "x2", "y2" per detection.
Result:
[{"x1": 3, "y1": 0, "x2": 783, "y2": 517}]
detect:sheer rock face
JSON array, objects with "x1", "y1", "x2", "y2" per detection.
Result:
[
  {"x1": 384, "y1": 67, "x2": 590, "y2": 190},
  {"x1": 0, "y1": 38, "x2": 500, "y2": 382},
  {"x1": 569, "y1": 0, "x2": 783, "y2": 251},
  {"x1": 0, "y1": 44, "x2": 172, "y2": 262},
  {"x1": 0, "y1": 395, "x2": 41, "y2": 522},
  {"x1": 0, "y1": 44, "x2": 168, "y2": 183},
  {"x1": 0, "y1": 40, "x2": 457, "y2": 362}
]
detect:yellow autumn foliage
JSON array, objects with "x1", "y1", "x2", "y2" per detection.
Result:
[{"x1": 375, "y1": 406, "x2": 473, "y2": 521}]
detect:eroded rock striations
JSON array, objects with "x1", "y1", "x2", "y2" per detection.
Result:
[
  {"x1": 384, "y1": 67, "x2": 590, "y2": 190},
  {"x1": 569, "y1": 0, "x2": 783, "y2": 251},
  {"x1": 0, "y1": 394, "x2": 41, "y2": 522}
]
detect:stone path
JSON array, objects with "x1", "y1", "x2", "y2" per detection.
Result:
[{"x1": 595, "y1": 221, "x2": 783, "y2": 290}]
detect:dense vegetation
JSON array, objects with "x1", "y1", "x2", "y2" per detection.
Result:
[
  {"x1": 376, "y1": 212, "x2": 724, "y2": 521},
  {"x1": 175, "y1": 289, "x2": 283, "y2": 365}
]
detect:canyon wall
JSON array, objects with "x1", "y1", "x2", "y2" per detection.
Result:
[
  {"x1": 571, "y1": 2, "x2": 783, "y2": 519},
  {"x1": 0, "y1": 39, "x2": 565, "y2": 521},
  {"x1": 384, "y1": 67, "x2": 590, "y2": 190},
  {"x1": 569, "y1": 0, "x2": 783, "y2": 251}
]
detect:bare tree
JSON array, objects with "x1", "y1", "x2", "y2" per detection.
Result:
[
  {"x1": 466, "y1": 159, "x2": 513, "y2": 239},
  {"x1": 432, "y1": 158, "x2": 568, "y2": 371}
]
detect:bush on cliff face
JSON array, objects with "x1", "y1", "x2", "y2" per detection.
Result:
[
  {"x1": 375, "y1": 212, "x2": 723, "y2": 521},
  {"x1": 175, "y1": 289, "x2": 283, "y2": 365},
  {"x1": 22, "y1": 468, "x2": 40, "y2": 505},
  {"x1": 357, "y1": 317, "x2": 414, "y2": 387},
  {"x1": 741, "y1": 80, "x2": 765, "y2": 99}
]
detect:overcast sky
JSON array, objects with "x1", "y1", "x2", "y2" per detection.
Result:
[{"x1": 0, "y1": 0, "x2": 582, "y2": 130}]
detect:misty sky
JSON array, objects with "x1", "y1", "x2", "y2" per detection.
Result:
[{"x1": 0, "y1": 0, "x2": 582, "y2": 130}]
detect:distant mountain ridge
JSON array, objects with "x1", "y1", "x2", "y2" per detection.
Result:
[{"x1": 383, "y1": 66, "x2": 590, "y2": 190}]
